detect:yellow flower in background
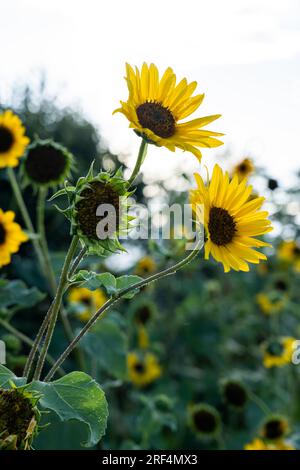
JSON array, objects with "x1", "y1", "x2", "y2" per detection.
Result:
[
  {"x1": 0, "y1": 209, "x2": 28, "y2": 268},
  {"x1": 127, "y1": 352, "x2": 161, "y2": 387},
  {"x1": 0, "y1": 110, "x2": 30, "y2": 168},
  {"x1": 263, "y1": 337, "x2": 295, "y2": 368},
  {"x1": 114, "y1": 63, "x2": 223, "y2": 160},
  {"x1": 256, "y1": 292, "x2": 286, "y2": 315},
  {"x1": 232, "y1": 158, "x2": 254, "y2": 181},
  {"x1": 245, "y1": 438, "x2": 294, "y2": 450},
  {"x1": 137, "y1": 326, "x2": 149, "y2": 349},
  {"x1": 278, "y1": 240, "x2": 300, "y2": 272},
  {"x1": 190, "y1": 164, "x2": 272, "y2": 272},
  {"x1": 135, "y1": 256, "x2": 156, "y2": 276},
  {"x1": 68, "y1": 287, "x2": 107, "y2": 322}
]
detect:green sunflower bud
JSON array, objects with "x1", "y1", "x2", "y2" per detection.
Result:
[
  {"x1": 22, "y1": 138, "x2": 73, "y2": 188},
  {"x1": 50, "y1": 163, "x2": 134, "y2": 256}
]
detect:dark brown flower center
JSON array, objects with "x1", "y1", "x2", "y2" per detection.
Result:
[
  {"x1": 293, "y1": 245, "x2": 300, "y2": 257},
  {"x1": 0, "y1": 223, "x2": 6, "y2": 244},
  {"x1": 76, "y1": 181, "x2": 120, "y2": 241},
  {"x1": 134, "y1": 362, "x2": 145, "y2": 374},
  {"x1": 193, "y1": 410, "x2": 217, "y2": 433},
  {"x1": 0, "y1": 126, "x2": 14, "y2": 153},
  {"x1": 268, "y1": 178, "x2": 278, "y2": 190},
  {"x1": 238, "y1": 163, "x2": 248, "y2": 173},
  {"x1": 136, "y1": 101, "x2": 175, "y2": 138},
  {"x1": 264, "y1": 419, "x2": 285, "y2": 440},
  {"x1": 274, "y1": 280, "x2": 288, "y2": 291},
  {"x1": 136, "y1": 306, "x2": 151, "y2": 324},
  {"x1": 208, "y1": 207, "x2": 236, "y2": 246},
  {"x1": 25, "y1": 144, "x2": 67, "y2": 183},
  {"x1": 266, "y1": 341, "x2": 283, "y2": 357},
  {"x1": 224, "y1": 382, "x2": 247, "y2": 407}
]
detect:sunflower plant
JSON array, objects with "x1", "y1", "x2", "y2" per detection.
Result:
[{"x1": 0, "y1": 63, "x2": 275, "y2": 451}]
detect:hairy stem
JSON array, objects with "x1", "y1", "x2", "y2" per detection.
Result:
[
  {"x1": 33, "y1": 236, "x2": 79, "y2": 380},
  {"x1": 127, "y1": 138, "x2": 148, "y2": 188},
  {"x1": 45, "y1": 241, "x2": 201, "y2": 381}
]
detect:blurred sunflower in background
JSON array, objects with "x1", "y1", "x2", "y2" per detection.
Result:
[
  {"x1": 256, "y1": 292, "x2": 287, "y2": 315},
  {"x1": 189, "y1": 404, "x2": 221, "y2": 441},
  {"x1": 0, "y1": 209, "x2": 28, "y2": 268},
  {"x1": 0, "y1": 110, "x2": 30, "y2": 168},
  {"x1": 114, "y1": 63, "x2": 223, "y2": 160},
  {"x1": 278, "y1": 240, "x2": 300, "y2": 271},
  {"x1": 190, "y1": 164, "x2": 272, "y2": 272},
  {"x1": 232, "y1": 158, "x2": 254, "y2": 181},
  {"x1": 263, "y1": 337, "x2": 295, "y2": 368},
  {"x1": 127, "y1": 352, "x2": 161, "y2": 387},
  {"x1": 135, "y1": 256, "x2": 157, "y2": 276},
  {"x1": 261, "y1": 416, "x2": 289, "y2": 441},
  {"x1": 68, "y1": 287, "x2": 107, "y2": 322},
  {"x1": 245, "y1": 438, "x2": 294, "y2": 450}
]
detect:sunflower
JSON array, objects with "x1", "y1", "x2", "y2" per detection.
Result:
[
  {"x1": 245, "y1": 438, "x2": 294, "y2": 451},
  {"x1": 114, "y1": 63, "x2": 223, "y2": 160},
  {"x1": 22, "y1": 139, "x2": 73, "y2": 188},
  {"x1": 0, "y1": 110, "x2": 30, "y2": 168},
  {"x1": 0, "y1": 209, "x2": 28, "y2": 268},
  {"x1": 256, "y1": 292, "x2": 287, "y2": 315},
  {"x1": 263, "y1": 337, "x2": 295, "y2": 368},
  {"x1": 68, "y1": 287, "x2": 107, "y2": 322},
  {"x1": 127, "y1": 352, "x2": 161, "y2": 387},
  {"x1": 51, "y1": 165, "x2": 133, "y2": 256},
  {"x1": 221, "y1": 379, "x2": 248, "y2": 409},
  {"x1": 232, "y1": 158, "x2": 254, "y2": 180},
  {"x1": 189, "y1": 404, "x2": 221, "y2": 441},
  {"x1": 190, "y1": 164, "x2": 272, "y2": 272},
  {"x1": 135, "y1": 256, "x2": 156, "y2": 276},
  {"x1": 278, "y1": 240, "x2": 300, "y2": 271},
  {"x1": 261, "y1": 416, "x2": 289, "y2": 441}
]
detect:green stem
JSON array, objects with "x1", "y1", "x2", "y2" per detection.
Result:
[
  {"x1": 45, "y1": 240, "x2": 201, "y2": 381},
  {"x1": 127, "y1": 138, "x2": 148, "y2": 188},
  {"x1": 7, "y1": 167, "x2": 46, "y2": 276},
  {"x1": 0, "y1": 318, "x2": 65, "y2": 377},
  {"x1": 248, "y1": 391, "x2": 271, "y2": 415},
  {"x1": 36, "y1": 187, "x2": 57, "y2": 294},
  {"x1": 33, "y1": 236, "x2": 79, "y2": 380}
]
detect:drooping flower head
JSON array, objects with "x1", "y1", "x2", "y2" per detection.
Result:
[
  {"x1": 114, "y1": 63, "x2": 223, "y2": 160},
  {"x1": 0, "y1": 110, "x2": 29, "y2": 168},
  {"x1": 22, "y1": 139, "x2": 73, "y2": 188},
  {"x1": 50, "y1": 164, "x2": 133, "y2": 256},
  {"x1": 190, "y1": 164, "x2": 273, "y2": 272},
  {"x1": 0, "y1": 209, "x2": 28, "y2": 268}
]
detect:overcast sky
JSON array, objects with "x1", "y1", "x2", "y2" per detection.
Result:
[{"x1": 1, "y1": 0, "x2": 300, "y2": 186}]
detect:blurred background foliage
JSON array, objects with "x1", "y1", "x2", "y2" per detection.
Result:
[{"x1": 1, "y1": 81, "x2": 300, "y2": 450}]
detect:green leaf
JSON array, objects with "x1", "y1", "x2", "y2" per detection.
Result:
[
  {"x1": 70, "y1": 270, "x2": 116, "y2": 294},
  {"x1": 80, "y1": 318, "x2": 128, "y2": 380},
  {"x1": 115, "y1": 275, "x2": 143, "y2": 299},
  {"x1": 0, "y1": 280, "x2": 45, "y2": 312},
  {"x1": 0, "y1": 365, "x2": 26, "y2": 388},
  {"x1": 29, "y1": 372, "x2": 108, "y2": 447}
]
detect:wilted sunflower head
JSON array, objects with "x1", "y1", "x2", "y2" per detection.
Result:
[
  {"x1": 232, "y1": 158, "x2": 254, "y2": 181},
  {"x1": 189, "y1": 403, "x2": 221, "y2": 441},
  {"x1": 0, "y1": 110, "x2": 29, "y2": 168},
  {"x1": 114, "y1": 63, "x2": 223, "y2": 160},
  {"x1": 190, "y1": 164, "x2": 273, "y2": 272},
  {"x1": 0, "y1": 387, "x2": 40, "y2": 450},
  {"x1": 51, "y1": 165, "x2": 133, "y2": 256},
  {"x1": 261, "y1": 416, "x2": 289, "y2": 441},
  {"x1": 221, "y1": 379, "x2": 248, "y2": 409},
  {"x1": 0, "y1": 209, "x2": 28, "y2": 268},
  {"x1": 22, "y1": 139, "x2": 73, "y2": 188},
  {"x1": 263, "y1": 337, "x2": 295, "y2": 368}
]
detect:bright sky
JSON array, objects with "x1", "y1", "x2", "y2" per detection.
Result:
[{"x1": 1, "y1": 0, "x2": 300, "y2": 186}]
